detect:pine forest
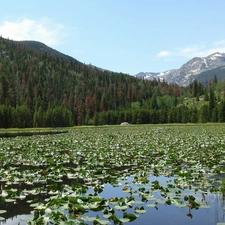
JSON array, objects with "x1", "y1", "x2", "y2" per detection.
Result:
[{"x1": 0, "y1": 37, "x2": 225, "y2": 128}]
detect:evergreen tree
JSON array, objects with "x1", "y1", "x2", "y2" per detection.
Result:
[
  {"x1": 218, "y1": 101, "x2": 225, "y2": 122},
  {"x1": 16, "y1": 104, "x2": 32, "y2": 128},
  {"x1": 190, "y1": 107, "x2": 198, "y2": 123},
  {"x1": 209, "y1": 88, "x2": 215, "y2": 119},
  {"x1": 198, "y1": 105, "x2": 209, "y2": 123}
]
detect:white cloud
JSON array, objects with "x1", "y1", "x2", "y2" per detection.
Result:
[
  {"x1": 178, "y1": 46, "x2": 225, "y2": 58},
  {"x1": 157, "y1": 41, "x2": 225, "y2": 60},
  {"x1": 179, "y1": 46, "x2": 198, "y2": 55},
  {"x1": 157, "y1": 51, "x2": 171, "y2": 57},
  {"x1": 0, "y1": 17, "x2": 65, "y2": 46}
]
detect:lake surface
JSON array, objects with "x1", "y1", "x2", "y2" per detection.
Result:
[
  {"x1": 1, "y1": 125, "x2": 225, "y2": 224},
  {"x1": 1, "y1": 176, "x2": 225, "y2": 225}
]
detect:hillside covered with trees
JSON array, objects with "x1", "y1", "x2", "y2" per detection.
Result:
[{"x1": 0, "y1": 37, "x2": 225, "y2": 128}]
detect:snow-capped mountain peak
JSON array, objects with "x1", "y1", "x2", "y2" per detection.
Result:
[{"x1": 135, "y1": 52, "x2": 225, "y2": 86}]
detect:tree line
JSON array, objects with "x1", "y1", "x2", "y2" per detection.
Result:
[{"x1": 0, "y1": 37, "x2": 225, "y2": 128}]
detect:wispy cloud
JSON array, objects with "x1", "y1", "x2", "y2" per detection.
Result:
[
  {"x1": 156, "y1": 40, "x2": 225, "y2": 60},
  {"x1": 179, "y1": 46, "x2": 199, "y2": 55},
  {"x1": 0, "y1": 17, "x2": 66, "y2": 46},
  {"x1": 157, "y1": 50, "x2": 171, "y2": 57}
]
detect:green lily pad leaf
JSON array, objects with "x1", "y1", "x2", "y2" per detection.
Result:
[
  {"x1": 0, "y1": 210, "x2": 6, "y2": 214},
  {"x1": 5, "y1": 199, "x2": 16, "y2": 203},
  {"x1": 134, "y1": 206, "x2": 146, "y2": 214},
  {"x1": 43, "y1": 216, "x2": 51, "y2": 223},
  {"x1": 94, "y1": 219, "x2": 109, "y2": 225},
  {"x1": 45, "y1": 208, "x2": 52, "y2": 214},
  {"x1": 217, "y1": 223, "x2": 225, "y2": 225},
  {"x1": 10, "y1": 188, "x2": 18, "y2": 192},
  {"x1": 119, "y1": 218, "x2": 130, "y2": 223},
  {"x1": 77, "y1": 198, "x2": 83, "y2": 204},
  {"x1": 89, "y1": 204, "x2": 100, "y2": 209},
  {"x1": 29, "y1": 203, "x2": 39, "y2": 207},
  {"x1": 123, "y1": 212, "x2": 138, "y2": 222},
  {"x1": 58, "y1": 221, "x2": 71, "y2": 225},
  {"x1": 155, "y1": 199, "x2": 165, "y2": 204},
  {"x1": 0, "y1": 216, "x2": 5, "y2": 221},
  {"x1": 30, "y1": 203, "x2": 45, "y2": 209},
  {"x1": 18, "y1": 195, "x2": 26, "y2": 200},
  {"x1": 115, "y1": 205, "x2": 127, "y2": 210},
  {"x1": 146, "y1": 195, "x2": 156, "y2": 200},
  {"x1": 122, "y1": 189, "x2": 131, "y2": 193},
  {"x1": 81, "y1": 216, "x2": 96, "y2": 222},
  {"x1": 103, "y1": 213, "x2": 112, "y2": 219},
  {"x1": 173, "y1": 202, "x2": 187, "y2": 208}
]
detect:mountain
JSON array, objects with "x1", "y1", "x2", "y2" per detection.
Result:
[
  {"x1": 18, "y1": 40, "x2": 108, "y2": 72},
  {"x1": 135, "y1": 52, "x2": 225, "y2": 86},
  {"x1": 1, "y1": 37, "x2": 225, "y2": 127},
  {"x1": 17, "y1": 41, "x2": 225, "y2": 87},
  {"x1": 0, "y1": 37, "x2": 171, "y2": 127}
]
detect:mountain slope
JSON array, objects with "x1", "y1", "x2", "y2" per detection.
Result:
[
  {"x1": 191, "y1": 65, "x2": 225, "y2": 86},
  {"x1": 18, "y1": 40, "x2": 108, "y2": 72},
  {"x1": 0, "y1": 37, "x2": 173, "y2": 126},
  {"x1": 136, "y1": 52, "x2": 225, "y2": 86},
  {"x1": 18, "y1": 40, "x2": 76, "y2": 61}
]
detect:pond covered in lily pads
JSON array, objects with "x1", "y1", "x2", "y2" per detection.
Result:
[{"x1": 0, "y1": 124, "x2": 225, "y2": 225}]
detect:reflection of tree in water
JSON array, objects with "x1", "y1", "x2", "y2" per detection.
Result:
[
  {"x1": 184, "y1": 192, "x2": 225, "y2": 223},
  {"x1": 0, "y1": 156, "x2": 133, "y2": 223},
  {"x1": 0, "y1": 176, "x2": 86, "y2": 222},
  {"x1": 0, "y1": 198, "x2": 31, "y2": 224},
  {"x1": 187, "y1": 210, "x2": 193, "y2": 219},
  {"x1": 220, "y1": 192, "x2": 225, "y2": 223},
  {"x1": 209, "y1": 193, "x2": 224, "y2": 224}
]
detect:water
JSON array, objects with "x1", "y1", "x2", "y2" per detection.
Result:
[{"x1": 2, "y1": 176, "x2": 224, "y2": 225}]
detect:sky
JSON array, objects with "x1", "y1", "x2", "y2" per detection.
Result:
[{"x1": 1, "y1": 0, "x2": 225, "y2": 75}]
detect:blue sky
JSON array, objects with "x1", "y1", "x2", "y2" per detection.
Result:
[{"x1": 1, "y1": 0, "x2": 225, "y2": 75}]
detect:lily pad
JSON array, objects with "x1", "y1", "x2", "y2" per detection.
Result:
[
  {"x1": 119, "y1": 218, "x2": 130, "y2": 223},
  {"x1": 0, "y1": 210, "x2": 6, "y2": 214},
  {"x1": 134, "y1": 206, "x2": 146, "y2": 214}
]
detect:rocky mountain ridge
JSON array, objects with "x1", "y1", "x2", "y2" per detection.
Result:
[{"x1": 135, "y1": 52, "x2": 225, "y2": 86}]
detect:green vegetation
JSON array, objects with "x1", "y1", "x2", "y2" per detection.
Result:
[
  {"x1": 0, "y1": 124, "x2": 225, "y2": 224},
  {"x1": 0, "y1": 129, "x2": 67, "y2": 137},
  {"x1": 1, "y1": 37, "x2": 225, "y2": 128}
]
